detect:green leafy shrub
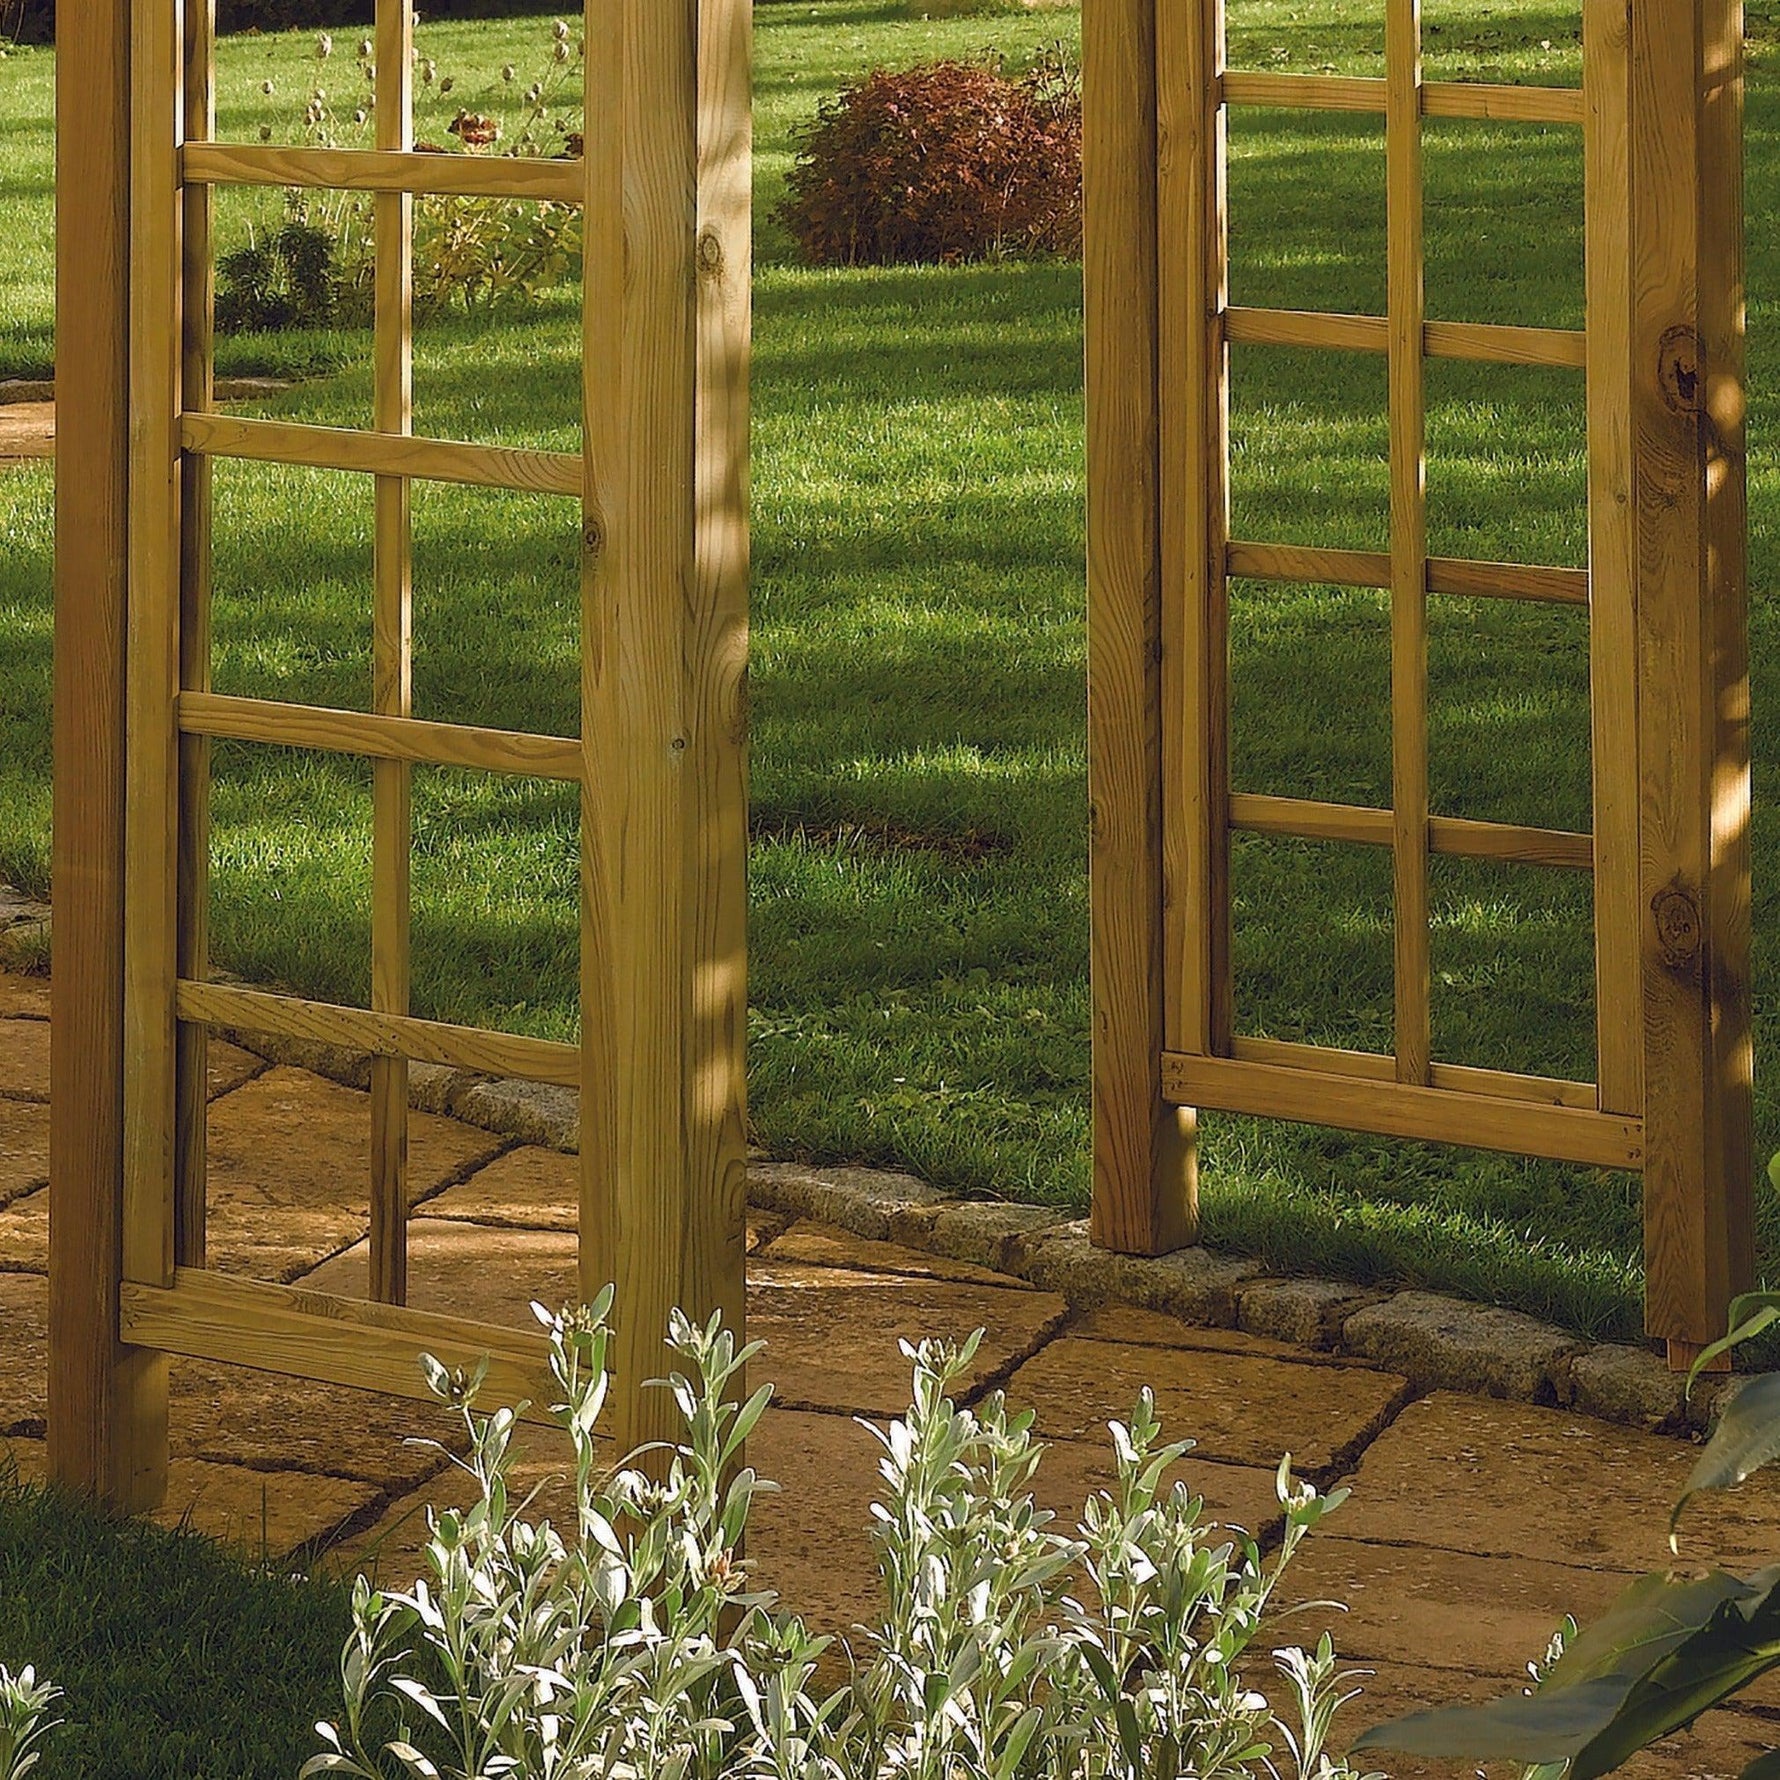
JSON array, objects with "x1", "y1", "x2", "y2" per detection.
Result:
[
  {"x1": 778, "y1": 52, "x2": 1083, "y2": 267},
  {"x1": 216, "y1": 219, "x2": 343, "y2": 333},
  {"x1": 215, "y1": 24, "x2": 583, "y2": 333},
  {"x1": 1358, "y1": 1292, "x2": 1780, "y2": 1779},
  {"x1": 0, "y1": 1665, "x2": 59, "y2": 1780},
  {"x1": 307, "y1": 1292, "x2": 1377, "y2": 1780}
]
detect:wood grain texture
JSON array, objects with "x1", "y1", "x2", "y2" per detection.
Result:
[
  {"x1": 685, "y1": 0, "x2": 753, "y2": 1347},
  {"x1": 121, "y1": 1271, "x2": 557, "y2": 1423},
  {"x1": 177, "y1": 980, "x2": 582, "y2": 1086},
  {"x1": 123, "y1": 0, "x2": 183, "y2": 1328},
  {"x1": 178, "y1": 691, "x2": 582, "y2": 780},
  {"x1": 1159, "y1": 0, "x2": 1230, "y2": 1060},
  {"x1": 180, "y1": 412, "x2": 582, "y2": 494},
  {"x1": 175, "y1": 0, "x2": 215, "y2": 1273},
  {"x1": 1425, "y1": 557, "x2": 1591, "y2": 603},
  {"x1": 1228, "y1": 793, "x2": 1594, "y2": 869},
  {"x1": 370, "y1": 0, "x2": 416, "y2": 1308},
  {"x1": 1632, "y1": 0, "x2": 1754, "y2": 1344},
  {"x1": 1229, "y1": 1035, "x2": 1600, "y2": 1110},
  {"x1": 1386, "y1": 0, "x2": 1431, "y2": 1085},
  {"x1": 1583, "y1": 0, "x2": 1643, "y2": 1117},
  {"x1": 1226, "y1": 540, "x2": 1588, "y2": 604},
  {"x1": 581, "y1": 0, "x2": 751, "y2": 1450},
  {"x1": 182, "y1": 141, "x2": 583, "y2": 202},
  {"x1": 1220, "y1": 71, "x2": 1582, "y2": 124},
  {"x1": 1085, "y1": 0, "x2": 1197, "y2": 1256},
  {"x1": 49, "y1": 0, "x2": 171, "y2": 1510},
  {"x1": 1164, "y1": 1052, "x2": 1643, "y2": 1169},
  {"x1": 1421, "y1": 80, "x2": 1585, "y2": 123},
  {"x1": 1225, "y1": 307, "x2": 1586, "y2": 369}
]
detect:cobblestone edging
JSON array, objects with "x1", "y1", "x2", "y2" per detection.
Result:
[
  {"x1": 0, "y1": 376, "x2": 292, "y2": 405},
  {"x1": 0, "y1": 888, "x2": 1731, "y2": 1443}
]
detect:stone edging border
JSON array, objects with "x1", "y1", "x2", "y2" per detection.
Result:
[
  {"x1": 0, "y1": 890, "x2": 1730, "y2": 1442},
  {"x1": 0, "y1": 376, "x2": 291, "y2": 405}
]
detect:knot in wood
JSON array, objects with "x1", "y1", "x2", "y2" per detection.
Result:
[
  {"x1": 1651, "y1": 882, "x2": 1702, "y2": 967},
  {"x1": 1657, "y1": 326, "x2": 1702, "y2": 415},
  {"x1": 582, "y1": 519, "x2": 605, "y2": 558},
  {"x1": 697, "y1": 229, "x2": 725, "y2": 277}
]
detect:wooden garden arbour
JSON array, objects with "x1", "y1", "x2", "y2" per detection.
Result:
[
  {"x1": 1083, "y1": 0, "x2": 1754, "y2": 1365},
  {"x1": 50, "y1": 0, "x2": 750, "y2": 1508}
]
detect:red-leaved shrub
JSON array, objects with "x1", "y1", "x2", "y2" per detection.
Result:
[{"x1": 778, "y1": 53, "x2": 1083, "y2": 267}]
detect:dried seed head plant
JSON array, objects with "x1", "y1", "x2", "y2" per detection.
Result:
[{"x1": 304, "y1": 1294, "x2": 1380, "y2": 1780}]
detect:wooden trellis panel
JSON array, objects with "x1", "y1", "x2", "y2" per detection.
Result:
[
  {"x1": 1085, "y1": 0, "x2": 1753, "y2": 1360},
  {"x1": 50, "y1": 0, "x2": 750, "y2": 1508}
]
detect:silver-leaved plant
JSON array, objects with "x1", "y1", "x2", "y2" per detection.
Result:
[{"x1": 306, "y1": 1292, "x2": 1381, "y2": 1780}]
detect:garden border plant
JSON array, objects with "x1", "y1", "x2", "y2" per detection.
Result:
[{"x1": 300, "y1": 1292, "x2": 1377, "y2": 1780}]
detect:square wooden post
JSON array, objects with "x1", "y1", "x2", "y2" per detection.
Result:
[
  {"x1": 1084, "y1": 0, "x2": 1199, "y2": 1257},
  {"x1": 1631, "y1": 0, "x2": 1755, "y2": 1363},
  {"x1": 49, "y1": 0, "x2": 171, "y2": 1511},
  {"x1": 580, "y1": 0, "x2": 751, "y2": 1449}
]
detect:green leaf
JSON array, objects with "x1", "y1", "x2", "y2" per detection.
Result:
[
  {"x1": 1351, "y1": 1676, "x2": 1633, "y2": 1762},
  {"x1": 1688, "y1": 1294, "x2": 1780, "y2": 1391},
  {"x1": 1674, "y1": 1373, "x2": 1780, "y2": 1535},
  {"x1": 1568, "y1": 1579, "x2": 1780, "y2": 1779},
  {"x1": 1355, "y1": 1571, "x2": 1763, "y2": 1764},
  {"x1": 1738, "y1": 1749, "x2": 1780, "y2": 1780}
]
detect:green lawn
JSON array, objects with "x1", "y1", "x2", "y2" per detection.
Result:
[
  {"x1": 1, "y1": 0, "x2": 1777, "y2": 1339},
  {"x1": 0, "y1": 1457, "x2": 354, "y2": 1777}
]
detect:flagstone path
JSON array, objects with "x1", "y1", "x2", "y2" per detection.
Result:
[{"x1": 3, "y1": 963, "x2": 1778, "y2": 1778}]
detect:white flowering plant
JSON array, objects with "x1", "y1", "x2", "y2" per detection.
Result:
[
  {"x1": 0, "y1": 1664, "x2": 59, "y2": 1780},
  {"x1": 306, "y1": 1289, "x2": 1381, "y2": 1780}
]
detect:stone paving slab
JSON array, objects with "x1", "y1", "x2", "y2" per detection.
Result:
[
  {"x1": 1339, "y1": 1392, "x2": 1780, "y2": 1574},
  {"x1": 1285, "y1": 1535, "x2": 1632, "y2": 1676},
  {"x1": 1073, "y1": 1301, "x2": 1384, "y2": 1366},
  {"x1": 307, "y1": 1220, "x2": 581, "y2": 1327},
  {"x1": 0, "y1": 402, "x2": 54, "y2": 461},
  {"x1": 169, "y1": 1358, "x2": 462, "y2": 1488},
  {"x1": 3, "y1": 1436, "x2": 378, "y2": 1558},
  {"x1": 0, "y1": 1097, "x2": 49, "y2": 1209},
  {"x1": 204, "y1": 1067, "x2": 503, "y2": 1281},
  {"x1": 1009, "y1": 1334, "x2": 1410, "y2": 1473},
  {"x1": 0, "y1": 1015, "x2": 48, "y2": 1099},
  {"x1": 0, "y1": 975, "x2": 49, "y2": 1018},
  {"x1": 747, "y1": 1260, "x2": 1068, "y2": 1413},
  {"x1": 423, "y1": 1144, "x2": 579, "y2": 1230},
  {"x1": 0, "y1": 1186, "x2": 45, "y2": 1272},
  {"x1": 763, "y1": 1220, "x2": 1040, "y2": 1289},
  {"x1": 0, "y1": 1271, "x2": 46, "y2": 1431}
]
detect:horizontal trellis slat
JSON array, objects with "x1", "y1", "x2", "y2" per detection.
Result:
[
  {"x1": 179, "y1": 691, "x2": 582, "y2": 781},
  {"x1": 181, "y1": 412, "x2": 583, "y2": 496},
  {"x1": 1163, "y1": 1051, "x2": 1643, "y2": 1169},
  {"x1": 182, "y1": 141, "x2": 584, "y2": 203},
  {"x1": 120, "y1": 1270, "x2": 558, "y2": 1422},
  {"x1": 1225, "y1": 539, "x2": 1590, "y2": 604},
  {"x1": 1221, "y1": 70, "x2": 1584, "y2": 124},
  {"x1": 177, "y1": 979, "x2": 582, "y2": 1086},
  {"x1": 1225, "y1": 306, "x2": 1586, "y2": 368},
  {"x1": 1227, "y1": 792, "x2": 1594, "y2": 869},
  {"x1": 1228, "y1": 1035, "x2": 1601, "y2": 1110}
]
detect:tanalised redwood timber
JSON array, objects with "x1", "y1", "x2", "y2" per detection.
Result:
[
  {"x1": 1091, "y1": 0, "x2": 1755, "y2": 1353},
  {"x1": 50, "y1": 0, "x2": 172, "y2": 1513},
  {"x1": 53, "y1": 0, "x2": 750, "y2": 1502},
  {"x1": 1084, "y1": 0, "x2": 1198, "y2": 1256}
]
